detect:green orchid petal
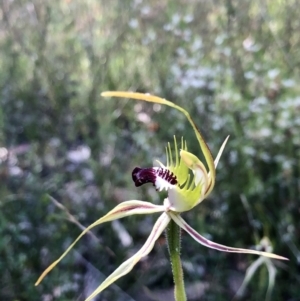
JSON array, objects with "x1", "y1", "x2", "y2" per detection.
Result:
[
  {"x1": 85, "y1": 212, "x2": 171, "y2": 301},
  {"x1": 166, "y1": 136, "x2": 189, "y2": 186},
  {"x1": 35, "y1": 201, "x2": 165, "y2": 286},
  {"x1": 214, "y1": 136, "x2": 230, "y2": 168},
  {"x1": 101, "y1": 91, "x2": 216, "y2": 191},
  {"x1": 169, "y1": 212, "x2": 288, "y2": 260}
]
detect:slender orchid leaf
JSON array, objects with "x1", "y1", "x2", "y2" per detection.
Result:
[
  {"x1": 85, "y1": 213, "x2": 171, "y2": 301},
  {"x1": 101, "y1": 91, "x2": 216, "y2": 191},
  {"x1": 169, "y1": 213, "x2": 288, "y2": 260},
  {"x1": 35, "y1": 201, "x2": 165, "y2": 286}
]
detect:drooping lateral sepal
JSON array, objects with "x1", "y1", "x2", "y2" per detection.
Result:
[
  {"x1": 235, "y1": 255, "x2": 276, "y2": 299},
  {"x1": 169, "y1": 213, "x2": 288, "y2": 261},
  {"x1": 35, "y1": 201, "x2": 165, "y2": 286},
  {"x1": 85, "y1": 213, "x2": 171, "y2": 301}
]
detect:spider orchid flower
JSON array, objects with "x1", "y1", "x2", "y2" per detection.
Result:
[
  {"x1": 35, "y1": 92, "x2": 287, "y2": 301},
  {"x1": 235, "y1": 237, "x2": 281, "y2": 300}
]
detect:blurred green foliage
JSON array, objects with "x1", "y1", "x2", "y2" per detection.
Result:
[{"x1": 0, "y1": 0, "x2": 299, "y2": 300}]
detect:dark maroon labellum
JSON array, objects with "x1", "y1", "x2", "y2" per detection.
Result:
[
  {"x1": 132, "y1": 167, "x2": 156, "y2": 187},
  {"x1": 132, "y1": 166, "x2": 178, "y2": 188}
]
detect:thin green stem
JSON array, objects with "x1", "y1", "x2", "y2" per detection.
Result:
[{"x1": 166, "y1": 218, "x2": 187, "y2": 301}]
